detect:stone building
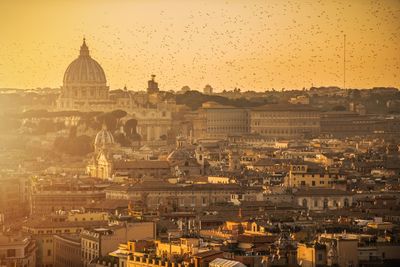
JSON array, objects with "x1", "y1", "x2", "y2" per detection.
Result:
[
  {"x1": 294, "y1": 189, "x2": 353, "y2": 211},
  {"x1": 53, "y1": 234, "x2": 82, "y2": 267},
  {"x1": 22, "y1": 216, "x2": 108, "y2": 267},
  {"x1": 167, "y1": 149, "x2": 203, "y2": 177},
  {"x1": 0, "y1": 174, "x2": 30, "y2": 225},
  {"x1": 30, "y1": 182, "x2": 106, "y2": 215},
  {"x1": 104, "y1": 182, "x2": 258, "y2": 212},
  {"x1": 251, "y1": 104, "x2": 320, "y2": 139},
  {"x1": 88, "y1": 126, "x2": 172, "y2": 180},
  {"x1": 81, "y1": 222, "x2": 156, "y2": 266},
  {"x1": 297, "y1": 242, "x2": 327, "y2": 267},
  {"x1": 147, "y1": 74, "x2": 159, "y2": 94},
  {"x1": 0, "y1": 233, "x2": 36, "y2": 267},
  {"x1": 88, "y1": 155, "x2": 171, "y2": 181},
  {"x1": 203, "y1": 84, "x2": 213, "y2": 95},
  {"x1": 319, "y1": 233, "x2": 359, "y2": 267},
  {"x1": 129, "y1": 108, "x2": 172, "y2": 143},
  {"x1": 285, "y1": 164, "x2": 345, "y2": 189},
  {"x1": 193, "y1": 102, "x2": 250, "y2": 139}
]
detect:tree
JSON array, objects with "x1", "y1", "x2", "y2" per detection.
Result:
[
  {"x1": 54, "y1": 132, "x2": 93, "y2": 156},
  {"x1": 124, "y1": 119, "x2": 138, "y2": 137},
  {"x1": 114, "y1": 133, "x2": 132, "y2": 147},
  {"x1": 111, "y1": 109, "x2": 127, "y2": 120}
]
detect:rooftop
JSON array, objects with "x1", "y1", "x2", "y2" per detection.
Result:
[{"x1": 252, "y1": 103, "x2": 318, "y2": 112}]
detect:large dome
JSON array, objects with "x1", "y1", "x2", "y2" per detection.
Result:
[{"x1": 63, "y1": 39, "x2": 106, "y2": 85}]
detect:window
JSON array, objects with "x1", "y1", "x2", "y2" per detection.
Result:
[
  {"x1": 318, "y1": 253, "x2": 323, "y2": 261},
  {"x1": 344, "y1": 198, "x2": 349, "y2": 208},
  {"x1": 323, "y1": 199, "x2": 329, "y2": 209},
  {"x1": 302, "y1": 199, "x2": 308, "y2": 208},
  {"x1": 7, "y1": 249, "x2": 16, "y2": 257},
  {"x1": 47, "y1": 249, "x2": 52, "y2": 256}
]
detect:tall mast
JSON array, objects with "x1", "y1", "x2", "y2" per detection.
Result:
[{"x1": 343, "y1": 34, "x2": 346, "y2": 90}]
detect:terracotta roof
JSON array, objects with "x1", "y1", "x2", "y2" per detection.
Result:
[
  {"x1": 23, "y1": 219, "x2": 108, "y2": 229},
  {"x1": 84, "y1": 199, "x2": 128, "y2": 210},
  {"x1": 294, "y1": 188, "x2": 354, "y2": 196},
  {"x1": 113, "y1": 160, "x2": 170, "y2": 169},
  {"x1": 105, "y1": 182, "x2": 259, "y2": 194},
  {"x1": 237, "y1": 234, "x2": 278, "y2": 243},
  {"x1": 193, "y1": 250, "x2": 223, "y2": 258},
  {"x1": 252, "y1": 158, "x2": 296, "y2": 166}
]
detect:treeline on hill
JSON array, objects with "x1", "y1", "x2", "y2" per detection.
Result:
[
  {"x1": 175, "y1": 91, "x2": 275, "y2": 110},
  {"x1": 0, "y1": 92, "x2": 58, "y2": 110},
  {"x1": 53, "y1": 127, "x2": 93, "y2": 156},
  {"x1": 20, "y1": 109, "x2": 127, "y2": 131},
  {"x1": 20, "y1": 109, "x2": 102, "y2": 119},
  {"x1": 52, "y1": 109, "x2": 140, "y2": 156}
]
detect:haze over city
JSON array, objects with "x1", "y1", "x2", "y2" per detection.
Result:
[
  {"x1": 0, "y1": 0, "x2": 399, "y2": 90},
  {"x1": 2, "y1": 1, "x2": 400, "y2": 267}
]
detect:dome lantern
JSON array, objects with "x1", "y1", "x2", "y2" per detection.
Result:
[{"x1": 79, "y1": 37, "x2": 90, "y2": 57}]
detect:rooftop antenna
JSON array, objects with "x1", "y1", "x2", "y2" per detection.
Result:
[{"x1": 343, "y1": 34, "x2": 346, "y2": 90}]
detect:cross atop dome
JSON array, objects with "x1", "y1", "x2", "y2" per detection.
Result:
[{"x1": 80, "y1": 37, "x2": 90, "y2": 57}]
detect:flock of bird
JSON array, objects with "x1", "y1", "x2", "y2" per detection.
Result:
[{"x1": 0, "y1": 0, "x2": 399, "y2": 90}]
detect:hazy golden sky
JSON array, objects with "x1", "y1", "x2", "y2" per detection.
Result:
[{"x1": 0, "y1": 0, "x2": 399, "y2": 91}]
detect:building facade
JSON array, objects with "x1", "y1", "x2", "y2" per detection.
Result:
[
  {"x1": 129, "y1": 109, "x2": 172, "y2": 142},
  {"x1": 193, "y1": 102, "x2": 250, "y2": 139},
  {"x1": 0, "y1": 233, "x2": 36, "y2": 267},
  {"x1": 251, "y1": 104, "x2": 320, "y2": 139},
  {"x1": 285, "y1": 164, "x2": 345, "y2": 188},
  {"x1": 31, "y1": 187, "x2": 106, "y2": 215},
  {"x1": 81, "y1": 222, "x2": 156, "y2": 266},
  {"x1": 0, "y1": 174, "x2": 30, "y2": 224},
  {"x1": 53, "y1": 234, "x2": 82, "y2": 267},
  {"x1": 22, "y1": 217, "x2": 108, "y2": 267},
  {"x1": 294, "y1": 189, "x2": 354, "y2": 211},
  {"x1": 297, "y1": 242, "x2": 326, "y2": 267},
  {"x1": 105, "y1": 183, "x2": 258, "y2": 212}
]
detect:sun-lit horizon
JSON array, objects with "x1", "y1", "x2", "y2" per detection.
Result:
[{"x1": 0, "y1": 0, "x2": 399, "y2": 91}]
